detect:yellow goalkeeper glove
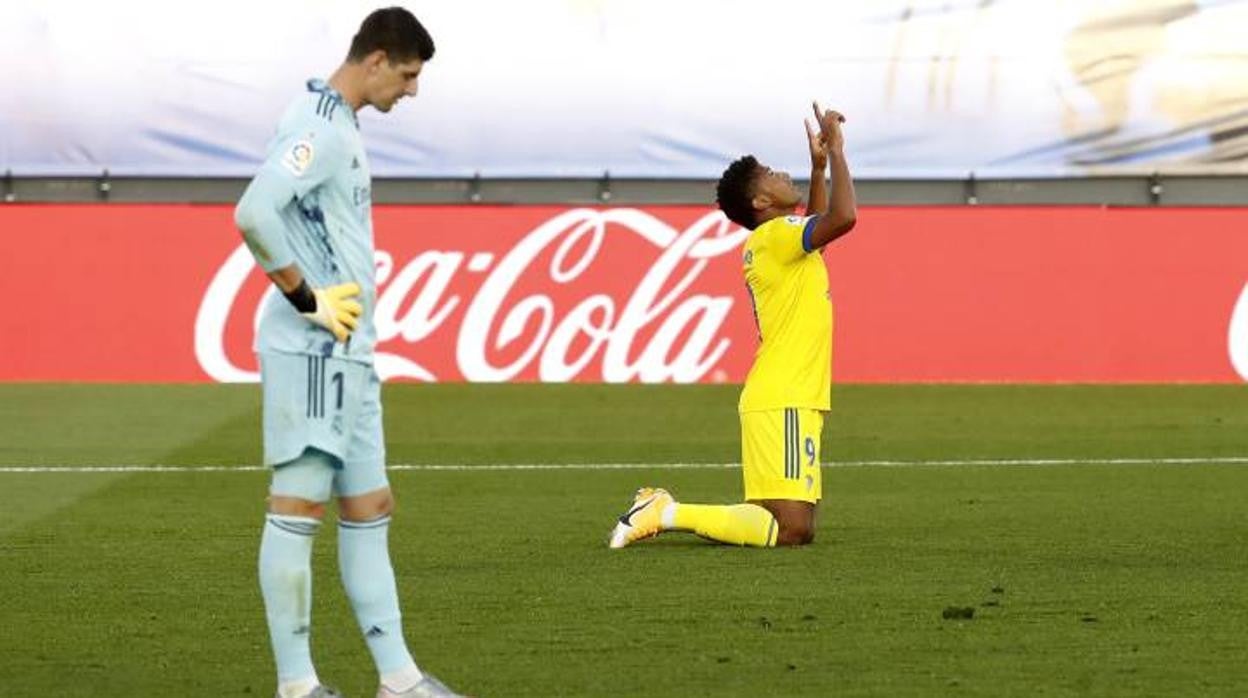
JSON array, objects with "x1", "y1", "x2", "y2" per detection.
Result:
[{"x1": 297, "y1": 282, "x2": 363, "y2": 342}]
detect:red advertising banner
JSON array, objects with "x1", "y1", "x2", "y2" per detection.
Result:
[{"x1": 4, "y1": 204, "x2": 1247, "y2": 383}]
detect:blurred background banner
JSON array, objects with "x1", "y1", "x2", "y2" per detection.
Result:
[
  {"x1": 4, "y1": 0, "x2": 1246, "y2": 178},
  {"x1": 5, "y1": 203, "x2": 1247, "y2": 384}
]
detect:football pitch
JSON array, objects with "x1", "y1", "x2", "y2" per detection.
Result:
[{"x1": 1, "y1": 383, "x2": 1245, "y2": 697}]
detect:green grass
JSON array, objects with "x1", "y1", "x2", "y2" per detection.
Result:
[{"x1": 1, "y1": 384, "x2": 1246, "y2": 696}]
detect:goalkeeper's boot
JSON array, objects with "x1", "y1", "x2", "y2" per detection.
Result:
[
  {"x1": 608, "y1": 487, "x2": 674, "y2": 549},
  {"x1": 279, "y1": 686, "x2": 343, "y2": 698},
  {"x1": 377, "y1": 673, "x2": 468, "y2": 698}
]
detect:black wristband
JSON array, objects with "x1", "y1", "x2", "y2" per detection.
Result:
[{"x1": 283, "y1": 279, "x2": 317, "y2": 313}]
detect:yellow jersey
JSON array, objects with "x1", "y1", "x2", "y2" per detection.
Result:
[{"x1": 738, "y1": 214, "x2": 832, "y2": 413}]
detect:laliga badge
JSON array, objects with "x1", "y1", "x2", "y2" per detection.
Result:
[{"x1": 281, "y1": 140, "x2": 315, "y2": 177}]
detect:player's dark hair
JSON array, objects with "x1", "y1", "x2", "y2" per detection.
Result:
[
  {"x1": 347, "y1": 7, "x2": 436, "y2": 64},
  {"x1": 716, "y1": 155, "x2": 763, "y2": 229}
]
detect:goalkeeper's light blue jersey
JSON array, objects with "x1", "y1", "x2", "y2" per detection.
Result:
[{"x1": 237, "y1": 79, "x2": 376, "y2": 365}]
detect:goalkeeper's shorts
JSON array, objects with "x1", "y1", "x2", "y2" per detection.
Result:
[
  {"x1": 259, "y1": 351, "x2": 387, "y2": 499},
  {"x1": 740, "y1": 408, "x2": 824, "y2": 503}
]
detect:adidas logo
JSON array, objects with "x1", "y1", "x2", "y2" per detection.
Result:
[
  {"x1": 351, "y1": 157, "x2": 360, "y2": 169},
  {"x1": 366, "y1": 625, "x2": 386, "y2": 638}
]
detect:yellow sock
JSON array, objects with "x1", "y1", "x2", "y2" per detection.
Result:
[{"x1": 668, "y1": 503, "x2": 777, "y2": 547}]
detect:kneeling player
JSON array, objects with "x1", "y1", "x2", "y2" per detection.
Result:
[{"x1": 609, "y1": 103, "x2": 857, "y2": 548}]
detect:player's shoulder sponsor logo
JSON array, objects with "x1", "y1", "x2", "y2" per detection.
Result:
[
  {"x1": 281, "y1": 140, "x2": 316, "y2": 177},
  {"x1": 784, "y1": 215, "x2": 803, "y2": 224}
]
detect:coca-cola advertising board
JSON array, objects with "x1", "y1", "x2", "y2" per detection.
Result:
[{"x1": 5, "y1": 204, "x2": 1248, "y2": 384}]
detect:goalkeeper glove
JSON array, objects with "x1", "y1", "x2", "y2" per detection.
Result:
[{"x1": 285, "y1": 280, "x2": 363, "y2": 342}]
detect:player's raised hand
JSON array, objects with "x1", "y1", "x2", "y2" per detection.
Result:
[
  {"x1": 805, "y1": 118, "x2": 829, "y2": 170},
  {"x1": 812, "y1": 101, "x2": 846, "y2": 152}
]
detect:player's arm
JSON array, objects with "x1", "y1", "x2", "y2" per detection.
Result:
[
  {"x1": 803, "y1": 102, "x2": 857, "y2": 251},
  {"x1": 234, "y1": 133, "x2": 362, "y2": 341}
]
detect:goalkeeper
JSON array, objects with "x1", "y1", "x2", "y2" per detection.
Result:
[{"x1": 233, "y1": 8, "x2": 464, "y2": 698}]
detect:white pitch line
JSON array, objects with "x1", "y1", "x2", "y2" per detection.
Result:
[{"x1": 1, "y1": 456, "x2": 1247, "y2": 473}]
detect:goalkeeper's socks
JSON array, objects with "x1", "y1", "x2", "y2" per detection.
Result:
[
  {"x1": 338, "y1": 515, "x2": 424, "y2": 684},
  {"x1": 259, "y1": 514, "x2": 322, "y2": 693},
  {"x1": 662, "y1": 503, "x2": 778, "y2": 547}
]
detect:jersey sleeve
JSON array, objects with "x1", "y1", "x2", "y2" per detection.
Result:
[
  {"x1": 766, "y1": 215, "x2": 821, "y2": 265},
  {"x1": 259, "y1": 121, "x2": 348, "y2": 201},
  {"x1": 233, "y1": 119, "x2": 347, "y2": 272}
]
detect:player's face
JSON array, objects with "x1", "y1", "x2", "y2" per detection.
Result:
[
  {"x1": 753, "y1": 165, "x2": 803, "y2": 209},
  {"x1": 368, "y1": 55, "x2": 424, "y2": 112}
]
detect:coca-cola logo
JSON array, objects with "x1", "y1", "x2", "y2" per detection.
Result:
[
  {"x1": 1228, "y1": 283, "x2": 1248, "y2": 381},
  {"x1": 195, "y1": 208, "x2": 750, "y2": 383}
]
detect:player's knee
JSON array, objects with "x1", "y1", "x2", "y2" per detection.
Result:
[
  {"x1": 755, "y1": 499, "x2": 816, "y2": 546},
  {"x1": 268, "y1": 496, "x2": 326, "y2": 519},
  {"x1": 799, "y1": 524, "x2": 816, "y2": 545},
  {"x1": 339, "y1": 488, "x2": 394, "y2": 522},
  {"x1": 775, "y1": 514, "x2": 816, "y2": 546}
]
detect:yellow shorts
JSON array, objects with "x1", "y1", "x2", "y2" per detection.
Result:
[{"x1": 740, "y1": 408, "x2": 824, "y2": 503}]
